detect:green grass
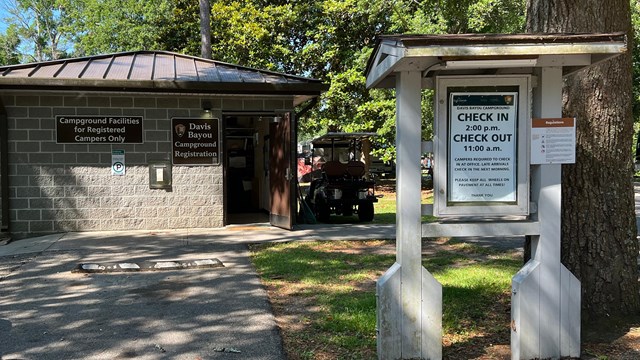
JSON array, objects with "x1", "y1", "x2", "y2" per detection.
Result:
[
  {"x1": 250, "y1": 240, "x2": 522, "y2": 359},
  {"x1": 371, "y1": 194, "x2": 396, "y2": 224},
  {"x1": 372, "y1": 189, "x2": 437, "y2": 224},
  {"x1": 251, "y1": 241, "x2": 393, "y2": 359},
  {"x1": 432, "y1": 257, "x2": 520, "y2": 337}
]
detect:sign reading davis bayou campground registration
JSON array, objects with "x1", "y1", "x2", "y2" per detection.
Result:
[
  {"x1": 448, "y1": 93, "x2": 518, "y2": 203},
  {"x1": 56, "y1": 116, "x2": 143, "y2": 143},
  {"x1": 172, "y1": 117, "x2": 220, "y2": 165}
]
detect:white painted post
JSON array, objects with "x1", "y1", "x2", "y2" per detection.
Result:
[
  {"x1": 511, "y1": 67, "x2": 580, "y2": 359},
  {"x1": 396, "y1": 70, "x2": 423, "y2": 358},
  {"x1": 377, "y1": 71, "x2": 442, "y2": 360}
]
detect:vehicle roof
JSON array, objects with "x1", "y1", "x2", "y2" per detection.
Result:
[{"x1": 311, "y1": 132, "x2": 377, "y2": 147}]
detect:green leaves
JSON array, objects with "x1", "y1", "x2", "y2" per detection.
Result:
[
  {"x1": 3, "y1": 0, "x2": 71, "y2": 61},
  {"x1": 0, "y1": 0, "x2": 534, "y2": 157},
  {"x1": 61, "y1": 0, "x2": 174, "y2": 56},
  {"x1": 0, "y1": 26, "x2": 20, "y2": 65}
]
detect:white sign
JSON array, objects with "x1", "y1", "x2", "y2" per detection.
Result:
[
  {"x1": 448, "y1": 92, "x2": 518, "y2": 203},
  {"x1": 531, "y1": 118, "x2": 576, "y2": 164},
  {"x1": 111, "y1": 150, "x2": 125, "y2": 176}
]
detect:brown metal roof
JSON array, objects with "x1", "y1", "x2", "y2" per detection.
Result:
[{"x1": 0, "y1": 51, "x2": 327, "y2": 100}]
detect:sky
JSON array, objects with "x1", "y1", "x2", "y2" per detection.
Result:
[{"x1": 0, "y1": 1, "x2": 9, "y2": 33}]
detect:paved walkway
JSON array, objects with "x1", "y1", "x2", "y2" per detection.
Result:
[{"x1": 0, "y1": 224, "x2": 399, "y2": 360}]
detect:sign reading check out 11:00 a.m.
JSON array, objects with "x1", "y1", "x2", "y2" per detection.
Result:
[{"x1": 448, "y1": 93, "x2": 518, "y2": 203}]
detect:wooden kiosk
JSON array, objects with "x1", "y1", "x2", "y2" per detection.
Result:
[{"x1": 365, "y1": 33, "x2": 627, "y2": 359}]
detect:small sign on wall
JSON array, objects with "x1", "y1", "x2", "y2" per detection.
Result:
[
  {"x1": 172, "y1": 117, "x2": 221, "y2": 165},
  {"x1": 531, "y1": 118, "x2": 576, "y2": 164},
  {"x1": 112, "y1": 150, "x2": 125, "y2": 176}
]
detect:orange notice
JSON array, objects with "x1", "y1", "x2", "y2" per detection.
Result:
[{"x1": 532, "y1": 118, "x2": 574, "y2": 128}]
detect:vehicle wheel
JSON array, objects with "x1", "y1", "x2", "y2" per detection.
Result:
[
  {"x1": 358, "y1": 201, "x2": 374, "y2": 222},
  {"x1": 315, "y1": 196, "x2": 331, "y2": 223}
]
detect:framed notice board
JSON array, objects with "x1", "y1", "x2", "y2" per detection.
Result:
[{"x1": 434, "y1": 76, "x2": 531, "y2": 216}]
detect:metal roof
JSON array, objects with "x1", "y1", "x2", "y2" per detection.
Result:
[
  {"x1": 0, "y1": 51, "x2": 327, "y2": 103},
  {"x1": 366, "y1": 32, "x2": 627, "y2": 88},
  {"x1": 311, "y1": 132, "x2": 378, "y2": 147}
]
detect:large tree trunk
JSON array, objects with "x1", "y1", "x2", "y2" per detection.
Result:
[
  {"x1": 199, "y1": 0, "x2": 212, "y2": 59},
  {"x1": 526, "y1": 0, "x2": 639, "y2": 319}
]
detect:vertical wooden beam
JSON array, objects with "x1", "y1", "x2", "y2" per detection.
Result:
[
  {"x1": 378, "y1": 71, "x2": 442, "y2": 359},
  {"x1": 395, "y1": 71, "x2": 423, "y2": 357},
  {"x1": 533, "y1": 66, "x2": 563, "y2": 358},
  {"x1": 512, "y1": 66, "x2": 580, "y2": 359}
]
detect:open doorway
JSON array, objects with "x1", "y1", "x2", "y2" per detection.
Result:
[{"x1": 223, "y1": 114, "x2": 271, "y2": 225}]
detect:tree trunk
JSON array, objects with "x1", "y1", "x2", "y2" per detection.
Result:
[
  {"x1": 526, "y1": 0, "x2": 640, "y2": 318},
  {"x1": 199, "y1": 0, "x2": 212, "y2": 59}
]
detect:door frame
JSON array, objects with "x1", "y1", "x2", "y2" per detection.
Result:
[
  {"x1": 221, "y1": 111, "x2": 296, "y2": 229},
  {"x1": 269, "y1": 111, "x2": 296, "y2": 230}
]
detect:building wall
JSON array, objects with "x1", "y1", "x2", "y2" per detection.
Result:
[{"x1": 0, "y1": 91, "x2": 292, "y2": 238}]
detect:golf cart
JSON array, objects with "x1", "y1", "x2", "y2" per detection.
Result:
[{"x1": 304, "y1": 132, "x2": 378, "y2": 222}]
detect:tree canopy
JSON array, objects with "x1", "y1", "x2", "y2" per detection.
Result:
[
  {"x1": 0, "y1": 1, "x2": 637, "y2": 156},
  {"x1": 0, "y1": 0, "x2": 636, "y2": 159},
  {"x1": 0, "y1": 0, "x2": 533, "y2": 160}
]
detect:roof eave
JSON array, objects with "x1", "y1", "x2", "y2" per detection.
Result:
[
  {"x1": 0, "y1": 78, "x2": 328, "y2": 97},
  {"x1": 365, "y1": 33, "x2": 628, "y2": 89}
]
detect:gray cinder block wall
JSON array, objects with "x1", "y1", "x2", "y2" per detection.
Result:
[{"x1": 0, "y1": 91, "x2": 289, "y2": 238}]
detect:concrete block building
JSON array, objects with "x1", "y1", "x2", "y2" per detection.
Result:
[{"x1": 0, "y1": 51, "x2": 326, "y2": 238}]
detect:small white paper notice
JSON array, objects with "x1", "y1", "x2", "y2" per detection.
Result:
[
  {"x1": 531, "y1": 118, "x2": 576, "y2": 164},
  {"x1": 156, "y1": 168, "x2": 164, "y2": 182}
]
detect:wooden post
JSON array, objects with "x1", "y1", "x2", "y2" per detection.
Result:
[
  {"x1": 377, "y1": 71, "x2": 442, "y2": 360},
  {"x1": 511, "y1": 66, "x2": 580, "y2": 359}
]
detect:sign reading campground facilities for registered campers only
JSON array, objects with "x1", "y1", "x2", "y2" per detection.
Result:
[
  {"x1": 56, "y1": 116, "x2": 143, "y2": 144},
  {"x1": 448, "y1": 93, "x2": 518, "y2": 203}
]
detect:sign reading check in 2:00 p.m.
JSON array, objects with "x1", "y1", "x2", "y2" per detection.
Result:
[
  {"x1": 56, "y1": 116, "x2": 143, "y2": 144},
  {"x1": 448, "y1": 93, "x2": 518, "y2": 203},
  {"x1": 172, "y1": 117, "x2": 220, "y2": 166}
]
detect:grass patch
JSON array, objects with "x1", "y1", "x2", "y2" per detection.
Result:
[
  {"x1": 373, "y1": 188, "x2": 436, "y2": 224},
  {"x1": 250, "y1": 240, "x2": 521, "y2": 359},
  {"x1": 251, "y1": 241, "x2": 393, "y2": 359},
  {"x1": 434, "y1": 257, "x2": 520, "y2": 342}
]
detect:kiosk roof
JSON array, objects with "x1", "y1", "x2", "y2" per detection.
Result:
[{"x1": 366, "y1": 32, "x2": 627, "y2": 88}]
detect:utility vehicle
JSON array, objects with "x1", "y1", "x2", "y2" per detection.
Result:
[{"x1": 305, "y1": 132, "x2": 378, "y2": 222}]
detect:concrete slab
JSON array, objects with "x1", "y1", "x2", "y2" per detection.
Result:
[
  {"x1": 0, "y1": 231, "x2": 285, "y2": 360},
  {"x1": 0, "y1": 233, "x2": 64, "y2": 257}
]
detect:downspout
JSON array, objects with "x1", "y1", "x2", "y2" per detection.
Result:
[{"x1": 0, "y1": 99, "x2": 9, "y2": 233}]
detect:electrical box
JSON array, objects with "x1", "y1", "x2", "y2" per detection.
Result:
[{"x1": 149, "y1": 160, "x2": 172, "y2": 189}]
